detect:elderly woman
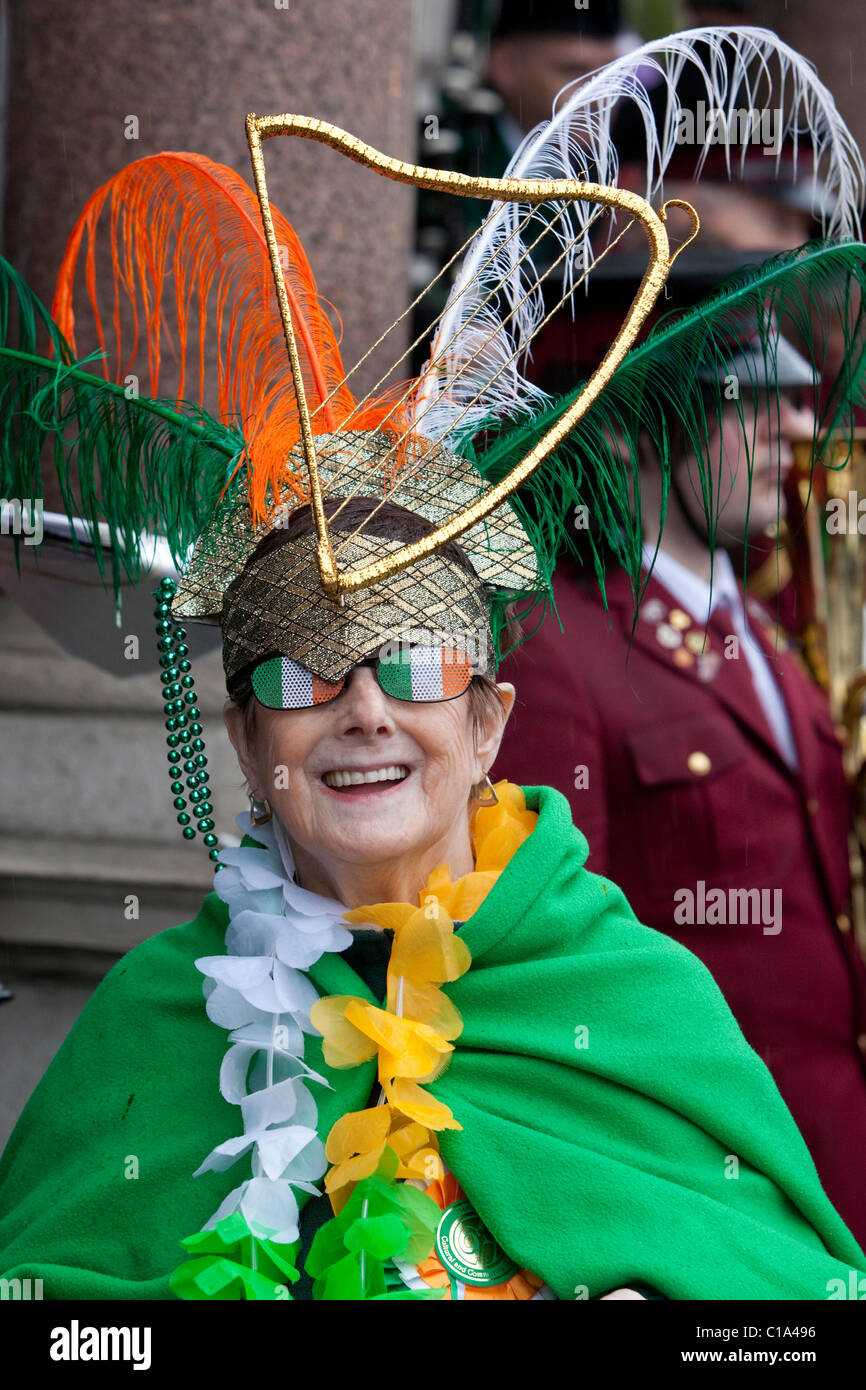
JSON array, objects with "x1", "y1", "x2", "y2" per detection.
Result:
[{"x1": 1, "y1": 100, "x2": 866, "y2": 1302}]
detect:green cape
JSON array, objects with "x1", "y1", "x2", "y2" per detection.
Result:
[{"x1": 1, "y1": 786, "x2": 863, "y2": 1299}]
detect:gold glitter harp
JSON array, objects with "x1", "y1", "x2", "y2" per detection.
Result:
[{"x1": 243, "y1": 113, "x2": 699, "y2": 600}]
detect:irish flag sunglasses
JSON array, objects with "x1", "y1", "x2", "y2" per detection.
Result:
[{"x1": 250, "y1": 645, "x2": 477, "y2": 710}]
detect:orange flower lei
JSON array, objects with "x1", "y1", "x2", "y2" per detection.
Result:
[{"x1": 308, "y1": 781, "x2": 538, "y2": 1213}]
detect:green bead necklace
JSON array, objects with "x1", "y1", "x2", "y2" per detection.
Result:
[{"x1": 154, "y1": 578, "x2": 220, "y2": 863}]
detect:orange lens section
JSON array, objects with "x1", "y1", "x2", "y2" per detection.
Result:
[
  {"x1": 439, "y1": 648, "x2": 475, "y2": 699},
  {"x1": 312, "y1": 674, "x2": 345, "y2": 704}
]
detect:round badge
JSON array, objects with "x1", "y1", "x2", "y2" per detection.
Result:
[
  {"x1": 655, "y1": 622, "x2": 682, "y2": 650},
  {"x1": 434, "y1": 1200, "x2": 519, "y2": 1287},
  {"x1": 642, "y1": 598, "x2": 666, "y2": 623},
  {"x1": 668, "y1": 608, "x2": 691, "y2": 631},
  {"x1": 685, "y1": 629, "x2": 708, "y2": 654}
]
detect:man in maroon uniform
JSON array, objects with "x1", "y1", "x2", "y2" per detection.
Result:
[{"x1": 497, "y1": 321, "x2": 866, "y2": 1249}]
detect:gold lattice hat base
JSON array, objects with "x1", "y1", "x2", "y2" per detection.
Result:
[
  {"x1": 220, "y1": 527, "x2": 491, "y2": 683},
  {"x1": 171, "y1": 429, "x2": 538, "y2": 627}
]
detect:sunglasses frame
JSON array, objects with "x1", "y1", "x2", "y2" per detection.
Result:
[{"x1": 250, "y1": 645, "x2": 479, "y2": 711}]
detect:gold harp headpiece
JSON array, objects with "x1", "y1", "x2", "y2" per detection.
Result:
[{"x1": 242, "y1": 113, "x2": 698, "y2": 599}]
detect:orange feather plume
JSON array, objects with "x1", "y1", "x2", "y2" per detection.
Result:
[{"x1": 52, "y1": 151, "x2": 414, "y2": 525}]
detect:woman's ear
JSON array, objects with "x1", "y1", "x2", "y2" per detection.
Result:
[
  {"x1": 223, "y1": 700, "x2": 262, "y2": 798},
  {"x1": 473, "y1": 681, "x2": 516, "y2": 777}
]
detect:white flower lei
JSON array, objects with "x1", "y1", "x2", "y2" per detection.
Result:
[{"x1": 191, "y1": 812, "x2": 354, "y2": 1244}]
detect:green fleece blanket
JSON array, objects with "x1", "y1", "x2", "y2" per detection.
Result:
[{"x1": 1, "y1": 786, "x2": 863, "y2": 1299}]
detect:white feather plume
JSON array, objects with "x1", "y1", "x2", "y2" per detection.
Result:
[{"x1": 416, "y1": 25, "x2": 865, "y2": 451}]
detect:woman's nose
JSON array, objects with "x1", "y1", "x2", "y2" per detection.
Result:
[{"x1": 334, "y1": 665, "x2": 396, "y2": 737}]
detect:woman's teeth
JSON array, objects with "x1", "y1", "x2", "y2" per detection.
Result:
[{"x1": 322, "y1": 765, "x2": 409, "y2": 789}]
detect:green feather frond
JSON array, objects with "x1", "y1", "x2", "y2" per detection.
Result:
[
  {"x1": 0, "y1": 255, "x2": 244, "y2": 588},
  {"x1": 471, "y1": 239, "x2": 866, "y2": 636},
  {"x1": 0, "y1": 256, "x2": 69, "y2": 360}
]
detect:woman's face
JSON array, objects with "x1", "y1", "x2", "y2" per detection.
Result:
[{"x1": 225, "y1": 666, "x2": 514, "y2": 899}]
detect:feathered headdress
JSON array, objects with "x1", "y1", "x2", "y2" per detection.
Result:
[
  {"x1": 3, "y1": 25, "x2": 866, "y2": 855},
  {"x1": 1, "y1": 115, "x2": 688, "y2": 667}
]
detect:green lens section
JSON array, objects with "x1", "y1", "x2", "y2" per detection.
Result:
[
  {"x1": 377, "y1": 648, "x2": 414, "y2": 700},
  {"x1": 251, "y1": 658, "x2": 285, "y2": 708}
]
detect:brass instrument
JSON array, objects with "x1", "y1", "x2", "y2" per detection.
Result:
[{"x1": 792, "y1": 430, "x2": 866, "y2": 959}]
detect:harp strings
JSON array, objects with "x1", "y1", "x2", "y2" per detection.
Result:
[
  {"x1": 310, "y1": 175, "x2": 591, "y2": 429},
  {"x1": 321, "y1": 200, "x2": 603, "y2": 510},
  {"x1": 329, "y1": 206, "x2": 637, "y2": 555},
  {"x1": 319, "y1": 197, "x2": 594, "y2": 496}
]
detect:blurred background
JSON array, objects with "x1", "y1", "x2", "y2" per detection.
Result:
[{"x1": 0, "y1": 0, "x2": 864, "y2": 1145}]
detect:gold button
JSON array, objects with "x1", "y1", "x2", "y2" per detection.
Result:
[
  {"x1": 858, "y1": 1033, "x2": 866, "y2": 1056},
  {"x1": 806, "y1": 797, "x2": 819, "y2": 815},
  {"x1": 673, "y1": 648, "x2": 695, "y2": 668},
  {"x1": 669, "y1": 608, "x2": 691, "y2": 630},
  {"x1": 837, "y1": 913, "x2": 851, "y2": 934},
  {"x1": 688, "y1": 751, "x2": 712, "y2": 776},
  {"x1": 685, "y1": 630, "x2": 708, "y2": 654}
]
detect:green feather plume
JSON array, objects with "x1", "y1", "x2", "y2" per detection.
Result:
[
  {"x1": 468, "y1": 240, "x2": 866, "y2": 642},
  {"x1": 0, "y1": 255, "x2": 243, "y2": 590}
]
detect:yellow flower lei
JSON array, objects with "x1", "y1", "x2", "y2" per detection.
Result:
[{"x1": 309, "y1": 781, "x2": 538, "y2": 1212}]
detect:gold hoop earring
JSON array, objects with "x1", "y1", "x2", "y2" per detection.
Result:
[
  {"x1": 249, "y1": 794, "x2": 273, "y2": 826},
  {"x1": 472, "y1": 774, "x2": 499, "y2": 807}
]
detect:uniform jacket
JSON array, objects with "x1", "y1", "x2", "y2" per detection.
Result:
[{"x1": 498, "y1": 561, "x2": 866, "y2": 1248}]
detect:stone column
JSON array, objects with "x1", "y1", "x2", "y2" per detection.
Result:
[{"x1": 3, "y1": 0, "x2": 412, "y2": 390}]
